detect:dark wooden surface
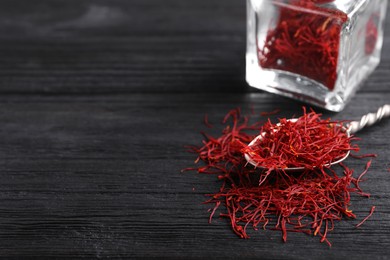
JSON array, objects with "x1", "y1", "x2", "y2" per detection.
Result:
[{"x1": 0, "y1": 1, "x2": 389, "y2": 258}]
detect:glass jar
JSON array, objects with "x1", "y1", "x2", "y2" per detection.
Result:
[{"x1": 246, "y1": 0, "x2": 387, "y2": 112}]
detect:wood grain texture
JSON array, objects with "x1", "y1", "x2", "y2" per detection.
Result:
[
  {"x1": 0, "y1": 0, "x2": 389, "y2": 258},
  {"x1": 0, "y1": 93, "x2": 389, "y2": 258}
]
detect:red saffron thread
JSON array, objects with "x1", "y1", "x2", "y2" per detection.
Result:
[
  {"x1": 260, "y1": 109, "x2": 281, "y2": 117},
  {"x1": 259, "y1": 0, "x2": 348, "y2": 90},
  {"x1": 356, "y1": 206, "x2": 376, "y2": 228},
  {"x1": 184, "y1": 108, "x2": 375, "y2": 246},
  {"x1": 204, "y1": 114, "x2": 213, "y2": 128},
  {"x1": 350, "y1": 153, "x2": 377, "y2": 159}
]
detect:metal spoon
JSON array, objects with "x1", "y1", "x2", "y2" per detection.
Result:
[{"x1": 244, "y1": 104, "x2": 390, "y2": 171}]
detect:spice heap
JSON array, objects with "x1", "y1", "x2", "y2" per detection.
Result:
[
  {"x1": 259, "y1": 0, "x2": 348, "y2": 90},
  {"x1": 244, "y1": 109, "x2": 358, "y2": 173},
  {"x1": 183, "y1": 108, "x2": 376, "y2": 246}
]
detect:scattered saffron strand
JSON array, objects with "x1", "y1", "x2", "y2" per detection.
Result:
[
  {"x1": 204, "y1": 114, "x2": 213, "y2": 128},
  {"x1": 350, "y1": 153, "x2": 377, "y2": 159},
  {"x1": 356, "y1": 206, "x2": 376, "y2": 228},
  {"x1": 260, "y1": 109, "x2": 280, "y2": 117},
  {"x1": 353, "y1": 160, "x2": 372, "y2": 198},
  {"x1": 357, "y1": 160, "x2": 372, "y2": 185},
  {"x1": 208, "y1": 201, "x2": 221, "y2": 224}
]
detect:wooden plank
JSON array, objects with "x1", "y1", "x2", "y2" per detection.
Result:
[{"x1": 0, "y1": 93, "x2": 388, "y2": 257}]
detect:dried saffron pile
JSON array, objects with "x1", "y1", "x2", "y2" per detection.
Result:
[
  {"x1": 184, "y1": 108, "x2": 376, "y2": 246},
  {"x1": 259, "y1": 0, "x2": 348, "y2": 90},
  {"x1": 244, "y1": 109, "x2": 358, "y2": 172}
]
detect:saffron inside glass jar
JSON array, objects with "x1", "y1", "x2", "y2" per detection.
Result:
[{"x1": 246, "y1": 0, "x2": 387, "y2": 111}]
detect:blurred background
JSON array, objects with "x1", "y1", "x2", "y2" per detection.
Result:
[{"x1": 0, "y1": 0, "x2": 250, "y2": 94}]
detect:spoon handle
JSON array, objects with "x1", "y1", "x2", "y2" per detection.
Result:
[{"x1": 348, "y1": 104, "x2": 390, "y2": 134}]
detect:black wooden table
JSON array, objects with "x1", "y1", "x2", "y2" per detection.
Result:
[{"x1": 0, "y1": 1, "x2": 389, "y2": 258}]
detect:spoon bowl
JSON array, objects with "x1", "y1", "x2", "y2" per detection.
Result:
[{"x1": 244, "y1": 119, "x2": 351, "y2": 172}]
